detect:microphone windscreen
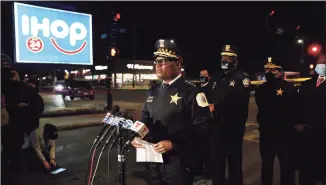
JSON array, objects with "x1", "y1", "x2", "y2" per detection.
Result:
[
  {"x1": 111, "y1": 105, "x2": 120, "y2": 114},
  {"x1": 127, "y1": 115, "x2": 134, "y2": 121},
  {"x1": 120, "y1": 111, "x2": 128, "y2": 118}
]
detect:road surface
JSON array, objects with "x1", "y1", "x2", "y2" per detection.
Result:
[{"x1": 14, "y1": 123, "x2": 289, "y2": 185}]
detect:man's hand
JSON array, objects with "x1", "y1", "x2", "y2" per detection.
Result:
[
  {"x1": 131, "y1": 138, "x2": 144, "y2": 148},
  {"x1": 17, "y1": 102, "x2": 28, "y2": 108},
  {"x1": 50, "y1": 159, "x2": 56, "y2": 167},
  {"x1": 43, "y1": 161, "x2": 51, "y2": 170},
  {"x1": 153, "y1": 140, "x2": 173, "y2": 154},
  {"x1": 294, "y1": 124, "x2": 306, "y2": 133}
]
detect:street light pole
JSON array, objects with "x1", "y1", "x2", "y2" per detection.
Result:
[{"x1": 300, "y1": 42, "x2": 304, "y2": 64}]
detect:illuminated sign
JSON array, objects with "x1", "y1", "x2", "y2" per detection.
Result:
[
  {"x1": 14, "y1": 2, "x2": 93, "y2": 65},
  {"x1": 127, "y1": 64, "x2": 153, "y2": 70},
  {"x1": 95, "y1": 65, "x2": 108, "y2": 70}
]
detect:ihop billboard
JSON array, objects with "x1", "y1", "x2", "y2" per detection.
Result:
[{"x1": 13, "y1": 2, "x2": 93, "y2": 65}]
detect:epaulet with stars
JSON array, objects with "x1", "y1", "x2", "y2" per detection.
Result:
[{"x1": 185, "y1": 80, "x2": 196, "y2": 87}]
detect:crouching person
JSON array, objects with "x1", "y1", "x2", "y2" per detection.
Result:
[{"x1": 29, "y1": 123, "x2": 58, "y2": 172}]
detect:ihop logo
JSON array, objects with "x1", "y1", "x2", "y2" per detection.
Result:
[{"x1": 14, "y1": 3, "x2": 93, "y2": 65}]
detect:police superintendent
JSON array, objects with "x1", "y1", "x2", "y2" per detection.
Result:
[{"x1": 131, "y1": 39, "x2": 213, "y2": 185}]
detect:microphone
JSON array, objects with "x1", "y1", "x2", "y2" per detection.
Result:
[
  {"x1": 121, "y1": 121, "x2": 149, "y2": 151},
  {"x1": 126, "y1": 115, "x2": 134, "y2": 121},
  {"x1": 92, "y1": 105, "x2": 120, "y2": 147},
  {"x1": 127, "y1": 120, "x2": 149, "y2": 140},
  {"x1": 95, "y1": 110, "x2": 123, "y2": 148},
  {"x1": 101, "y1": 112, "x2": 132, "y2": 150}
]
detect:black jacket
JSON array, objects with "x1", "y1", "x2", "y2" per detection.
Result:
[
  {"x1": 199, "y1": 81, "x2": 215, "y2": 104},
  {"x1": 255, "y1": 79, "x2": 297, "y2": 132},
  {"x1": 297, "y1": 76, "x2": 326, "y2": 134},
  {"x1": 141, "y1": 77, "x2": 213, "y2": 168},
  {"x1": 211, "y1": 69, "x2": 251, "y2": 130}
]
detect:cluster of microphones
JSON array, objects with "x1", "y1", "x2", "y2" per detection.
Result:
[{"x1": 85, "y1": 105, "x2": 149, "y2": 185}]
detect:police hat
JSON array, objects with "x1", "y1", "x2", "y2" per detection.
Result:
[
  {"x1": 264, "y1": 57, "x2": 282, "y2": 69},
  {"x1": 153, "y1": 39, "x2": 179, "y2": 59},
  {"x1": 221, "y1": 45, "x2": 238, "y2": 57}
]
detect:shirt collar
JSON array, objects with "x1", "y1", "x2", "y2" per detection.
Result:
[{"x1": 163, "y1": 73, "x2": 182, "y2": 85}]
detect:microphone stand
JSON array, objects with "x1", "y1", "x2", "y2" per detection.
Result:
[{"x1": 116, "y1": 125, "x2": 126, "y2": 185}]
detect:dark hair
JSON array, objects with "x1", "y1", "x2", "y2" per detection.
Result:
[
  {"x1": 44, "y1": 123, "x2": 58, "y2": 140},
  {"x1": 200, "y1": 69, "x2": 211, "y2": 76}
]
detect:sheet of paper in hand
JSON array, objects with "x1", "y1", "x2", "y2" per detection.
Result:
[
  {"x1": 135, "y1": 138, "x2": 163, "y2": 163},
  {"x1": 196, "y1": 92, "x2": 209, "y2": 107}
]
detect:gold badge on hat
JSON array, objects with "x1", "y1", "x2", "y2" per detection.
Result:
[
  {"x1": 276, "y1": 88, "x2": 283, "y2": 96},
  {"x1": 225, "y1": 45, "x2": 231, "y2": 51},
  {"x1": 170, "y1": 93, "x2": 182, "y2": 105},
  {"x1": 159, "y1": 39, "x2": 165, "y2": 48}
]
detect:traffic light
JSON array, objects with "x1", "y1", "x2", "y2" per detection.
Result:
[
  {"x1": 114, "y1": 13, "x2": 120, "y2": 22},
  {"x1": 269, "y1": 10, "x2": 275, "y2": 16},
  {"x1": 296, "y1": 25, "x2": 300, "y2": 30},
  {"x1": 110, "y1": 48, "x2": 117, "y2": 57},
  {"x1": 109, "y1": 12, "x2": 121, "y2": 55},
  {"x1": 308, "y1": 43, "x2": 322, "y2": 56}
]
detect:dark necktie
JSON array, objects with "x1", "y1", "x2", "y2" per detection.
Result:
[{"x1": 161, "y1": 83, "x2": 169, "y2": 90}]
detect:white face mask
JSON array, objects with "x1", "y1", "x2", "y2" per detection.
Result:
[{"x1": 315, "y1": 64, "x2": 326, "y2": 76}]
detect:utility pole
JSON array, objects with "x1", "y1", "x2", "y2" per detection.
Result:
[
  {"x1": 106, "y1": 10, "x2": 120, "y2": 110},
  {"x1": 132, "y1": 26, "x2": 136, "y2": 88}
]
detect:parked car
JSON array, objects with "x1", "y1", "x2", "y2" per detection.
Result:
[{"x1": 54, "y1": 80, "x2": 95, "y2": 100}]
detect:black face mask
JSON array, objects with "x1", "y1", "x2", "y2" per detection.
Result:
[
  {"x1": 221, "y1": 60, "x2": 235, "y2": 71},
  {"x1": 200, "y1": 76, "x2": 209, "y2": 83},
  {"x1": 265, "y1": 73, "x2": 276, "y2": 81}
]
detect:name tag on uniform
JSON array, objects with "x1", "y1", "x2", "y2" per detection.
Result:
[{"x1": 147, "y1": 96, "x2": 154, "y2": 102}]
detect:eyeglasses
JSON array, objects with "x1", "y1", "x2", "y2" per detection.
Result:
[
  {"x1": 154, "y1": 59, "x2": 174, "y2": 66},
  {"x1": 265, "y1": 68, "x2": 279, "y2": 74}
]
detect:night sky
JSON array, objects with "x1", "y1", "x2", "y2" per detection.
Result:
[{"x1": 2, "y1": 1, "x2": 325, "y2": 78}]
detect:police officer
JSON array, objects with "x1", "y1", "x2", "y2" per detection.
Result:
[
  {"x1": 295, "y1": 53, "x2": 326, "y2": 185},
  {"x1": 210, "y1": 45, "x2": 251, "y2": 185},
  {"x1": 199, "y1": 69, "x2": 215, "y2": 112},
  {"x1": 196, "y1": 69, "x2": 215, "y2": 178},
  {"x1": 255, "y1": 57, "x2": 295, "y2": 185},
  {"x1": 131, "y1": 39, "x2": 212, "y2": 185}
]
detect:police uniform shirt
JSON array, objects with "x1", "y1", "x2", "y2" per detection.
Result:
[
  {"x1": 211, "y1": 69, "x2": 251, "y2": 126},
  {"x1": 200, "y1": 81, "x2": 215, "y2": 104},
  {"x1": 141, "y1": 75, "x2": 212, "y2": 164},
  {"x1": 255, "y1": 79, "x2": 297, "y2": 131}
]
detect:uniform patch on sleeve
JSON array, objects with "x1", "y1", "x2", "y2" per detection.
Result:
[
  {"x1": 196, "y1": 93, "x2": 209, "y2": 107},
  {"x1": 242, "y1": 78, "x2": 251, "y2": 88}
]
